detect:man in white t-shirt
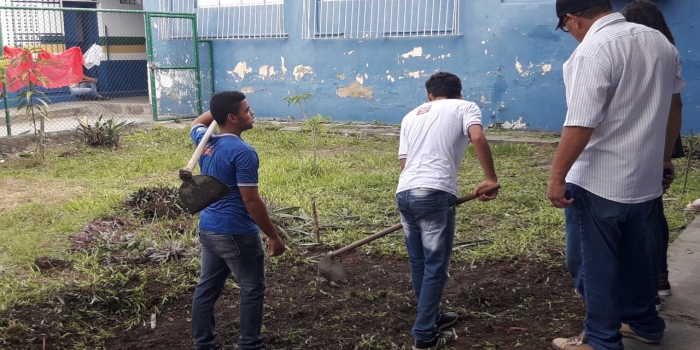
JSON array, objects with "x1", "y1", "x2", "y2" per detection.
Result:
[
  {"x1": 548, "y1": 1, "x2": 685, "y2": 349},
  {"x1": 396, "y1": 72, "x2": 498, "y2": 350}
]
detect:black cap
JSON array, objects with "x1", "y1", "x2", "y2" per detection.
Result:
[{"x1": 556, "y1": 0, "x2": 610, "y2": 30}]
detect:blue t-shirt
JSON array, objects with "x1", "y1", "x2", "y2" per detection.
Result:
[{"x1": 190, "y1": 124, "x2": 260, "y2": 235}]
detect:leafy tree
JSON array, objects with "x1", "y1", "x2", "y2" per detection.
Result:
[
  {"x1": 283, "y1": 92, "x2": 311, "y2": 120},
  {"x1": 7, "y1": 47, "x2": 53, "y2": 163}
]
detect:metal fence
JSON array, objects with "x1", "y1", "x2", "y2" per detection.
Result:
[
  {"x1": 302, "y1": 0, "x2": 460, "y2": 39},
  {"x1": 1, "y1": 5, "x2": 210, "y2": 137}
]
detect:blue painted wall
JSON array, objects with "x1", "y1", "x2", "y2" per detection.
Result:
[{"x1": 144, "y1": 0, "x2": 699, "y2": 132}]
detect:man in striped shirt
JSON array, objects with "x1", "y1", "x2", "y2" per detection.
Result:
[{"x1": 547, "y1": 1, "x2": 685, "y2": 349}]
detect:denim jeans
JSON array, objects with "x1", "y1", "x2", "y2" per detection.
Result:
[
  {"x1": 396, "y1": 188, "x2": 457, "y2": 342},
  {"x1": 69, "y1": 82, "x2": 103, "y2": 99},
  {"x1": 192, "y1": 230, "x2": 266, "y2": 350},
  {"x1": 565, "y1": 184, "x2": 664, "y2": 350}
]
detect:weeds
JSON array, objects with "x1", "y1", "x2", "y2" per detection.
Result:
[
  {"x1": 75, "y1": 116, "x2": 134, "y2": 149},
  {"x1": 0, "y1": 123, "x2": 699, "y2": 349}
]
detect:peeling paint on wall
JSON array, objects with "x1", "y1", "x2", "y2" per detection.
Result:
[
  {"x1": 230, "y1": 62, "x2": 252, "y2": 79},
  {"x1": 259, "y1": 65, "x2": 269, "y2": 79},
  {"x1": 501, "y1": 115, "x2": 528, "y2": 130},
  {"x1": 356, "y1": 74, "x2": 364, "y2": 84},
  {"x1": 515, "y1": 57, "x2": 533, "y2": 77},
  {"x1": 541, "y1": 64, "x2": 552, "y2": 75},
  {"x1": 269, "y1": 66, "x2": 277, "y2": 77},
  {"x1": 337, "y1": 73, "x2": 346, "y2": 80},
  {"x1": 407, "y1": 71, "x2": 422, "y2": 79},
  {"x1": 293, "y1": 65, "x2": 313, "y2": 81},
  {"x1": 241, "y1": 86, "x2": 255, "y2": 94},
  {"x1": 480, "y1": 95, "x2": 492, "y2": 104},
  {"x1": 432, "y1": 53, "x2": 451, "y2": 61},
  {"x1": 337, "y1": 81, "x2": 373, "y2": 99},
  {"x1": 401, "y1": 47, "x2": 423, "y2": 58},
  {"x1": 387, "y1": 75, "x2": 395, "y2": 82},
  {"x1": 281, "y1": 57, "x2": 288, "y2": 81}
]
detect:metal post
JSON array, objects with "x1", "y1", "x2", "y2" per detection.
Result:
[
  {"x1": 0, "y1": 9, "x2": 11, "y2": 136},
  {"x1": 192, "y1": 14, "x2": 202, "y2": 116},
  {"x1": 144, "y1": 14, "x2": 159, "y2": 121}
]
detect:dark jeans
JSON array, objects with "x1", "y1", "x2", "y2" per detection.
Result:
[
  {"x1": 192, "y1": 230, "x2": 266, "y2": 350},
  {"x1": 565, "y1": 184, "x2": 664, "y2": 350},
  {"x1": 396, "y1": 188, "x2": 457, "y2": 341},
  {"x1": 648, "y1": 196, "x2": 670, "y2": 287}
]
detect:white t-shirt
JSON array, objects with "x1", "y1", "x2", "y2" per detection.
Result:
[
  {"x1": 563, "y1": 13, "x2": 686, "y2": 203},
  {"x1": 396, "y1": 99, "x2": 482, "y2": 197}
]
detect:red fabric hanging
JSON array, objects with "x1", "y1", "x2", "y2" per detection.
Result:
[{"x1": 3, "y1": 46, "x2": 84, "y2": 92}]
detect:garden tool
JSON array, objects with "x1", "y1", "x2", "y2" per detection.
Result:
[
  {"x1": 178, "y1": 121, "x2": 231, "y2": 214},
  {"x1": 318, "y1": 183, "x2": 501, "y2": 283}
]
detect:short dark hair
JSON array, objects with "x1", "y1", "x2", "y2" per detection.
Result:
[
  {"x1": 621, "y1": 0, "x2": 675, "y2": 46},
  {"x1": 209, "y1": 91, "x2": 246, "y2": 127},
  {"x1": 579, "y1": 3, "x2": 613, "y2": 20},
  {"x1": 425, "y1": 72, "x2": 462, "y2": 99}
]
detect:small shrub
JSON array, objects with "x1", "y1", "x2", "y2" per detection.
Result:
[
  {"x1": 75, "y1": 115, "x2": 133, "y2": 149},
  {"x1": 125, "y1": 186, "x2": 188, "y2": 219}
]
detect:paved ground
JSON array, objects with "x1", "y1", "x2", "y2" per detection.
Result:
[
  {"x1": 1, "y1": 96, "x2": 153, "y2": 137},
  {"x1": 624, "y1": 215, "x2": 700, "y2": 349}
]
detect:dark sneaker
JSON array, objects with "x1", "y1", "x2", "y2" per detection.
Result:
[
  {"x1": 658, "y1": 281, "x2": 672, "y2": 296},
  {"x1": 413, "y1": 328, "x2": 457, "y2": 350},
  {"x1": 436, "y1": 311, "x2": 459, "y2": 331},
  {"x1": 620, "y1": 323, "x2": 660, "y2": 344},
  {"x1": 655, "y1": 294, "x2": 663, "y2": 312},
  {"x1": 552, "y1": 332, "x2": 593, "y2": 350}
]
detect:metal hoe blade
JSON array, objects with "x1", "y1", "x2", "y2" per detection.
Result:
[
  {"x1": 318, "y1": 252, "x2": 348, "y2": 283},
  {"x1": 179, "y1": 174, "x2": 231, "y2": 214}
]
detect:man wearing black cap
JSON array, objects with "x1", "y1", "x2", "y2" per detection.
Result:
[{"x1": 547, "y1": 0, "x2": 685, "y2": 350}]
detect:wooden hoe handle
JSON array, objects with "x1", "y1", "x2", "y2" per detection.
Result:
[{"x1": 332, "y1": 183, "x2": 501, "y2": 257}]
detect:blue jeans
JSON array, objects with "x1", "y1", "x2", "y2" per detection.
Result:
[
  {"x1": 69, "y1": 82, "x2": 103, "y2": 99},
  {"x1": 565, "y1": 184, "x2": 664, "y2": 350},
  {"x1": 192, "y1": 230, "x2": 266, "y2": 350},
  {"x1": 396, "y1": 188, "x2": 457, "y2": 342}
]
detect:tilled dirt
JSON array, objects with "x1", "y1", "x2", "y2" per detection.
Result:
[{"x1": 107, "y1": 246, "x2": 585, "y2": 350}]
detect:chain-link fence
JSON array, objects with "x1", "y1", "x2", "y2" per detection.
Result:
[{"x1": 1, "y1": 5, "x2": 209, "y2": 138}]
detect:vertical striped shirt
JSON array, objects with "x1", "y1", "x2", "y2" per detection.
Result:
[{"x1": 564, "y1": 13, "x2": 685, "y2": 204}]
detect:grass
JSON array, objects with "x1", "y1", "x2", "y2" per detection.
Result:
[
  {"x1": 0, "y1": 122, "x2": 699, "y2": 347},
  {"x1": 2, "y1": 124, "x2": 700, "y2": 269}
]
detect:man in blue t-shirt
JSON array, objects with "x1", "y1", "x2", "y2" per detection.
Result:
[{"x1": 190, "y1": 91, "x2": 285, "y2": 350}]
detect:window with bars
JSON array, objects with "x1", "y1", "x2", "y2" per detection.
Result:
[
  {"x1": 2, "y1": 0, "x2": 63, "y2": 48},
  {"x1": 158, "y1": 0, "x2": 286, "y2": 39},
  {"x1": 198, "y1": 0, "x2": 283, "y2": 7},
  {"x1": 302, "y1": 0, "x2": 460, "y2": 39}
]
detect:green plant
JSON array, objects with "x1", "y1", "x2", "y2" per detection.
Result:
[
  {"x1": 681, "y1": 128, "x2": 698, "y2": 195},
  {"x1": 283, "y1": 92, "x2": 311, "y2": 120},
  {"x1": 75, "y1": 115, "x2": 133, "y2": 149},
  {"x1": 125, "y1": 186, "x2": 188, "y2": 219},
  {"x1": 8, "y1": 47, "x2": 53, "y2": 163},
  {"x1": 303, "y1": 114, "x2": 332, "y2": 174}
]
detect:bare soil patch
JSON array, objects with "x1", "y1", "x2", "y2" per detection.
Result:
[{"x1": 3, "y1": 244, "x2": 584, "y2": 350}]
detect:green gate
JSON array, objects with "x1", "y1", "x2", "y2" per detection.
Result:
[
  {"x1": 0, "y1": 6, "x2": 213, "y2": 137},
  {"x1": 145, "y1": 13, "x2": 205, "y2": 121}
]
